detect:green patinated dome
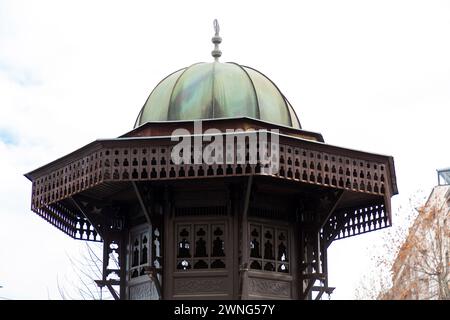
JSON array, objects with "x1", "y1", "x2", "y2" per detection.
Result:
[{"x1": 134, "y1": 62, "x2": 301, "y2": 129}]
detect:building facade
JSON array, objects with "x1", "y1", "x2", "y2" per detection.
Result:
[{"x1": 383, "y1": 169, "x2": 449, "y2": 300}]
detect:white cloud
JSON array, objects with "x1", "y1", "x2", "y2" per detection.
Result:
[{"x1": 0, "y1": 0, "x2": 449, "y2": 299}]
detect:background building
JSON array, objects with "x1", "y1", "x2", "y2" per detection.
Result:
[{"x1": 382, "y1": 168, "x2": 449, "y2": 300}]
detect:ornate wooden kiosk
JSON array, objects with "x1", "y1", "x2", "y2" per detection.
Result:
[{"x1": 25, "y1": 21, "x2": 397, "y2": 300}]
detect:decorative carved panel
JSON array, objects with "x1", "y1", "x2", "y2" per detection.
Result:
[
  {"x1": 248, "y1": 278, "x2": 290, "y2": 298},
  {"x1": 129, "y1": 281, "x2": 159, "y2": 300},
  {"x1": 174, "y1": 278, "x2": 227, "y2": 295},
  {"x1": 128, "y1": 226, "x2": 151, "y2": 279},
  {"x1": 249, "y1": 222, "x2": 290, "y2": 274},
  {"x1": 175, "y1": 221, "x2": 227, "y2": 271}
]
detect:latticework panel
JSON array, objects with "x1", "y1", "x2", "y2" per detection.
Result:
[
  {"x1": 32, "y1": 201, "x2": 102, "y2": 242},
  {"x1": 31, "y1": 137, "x2": 391, "y2": 211},
  {"x1": 278, "y1": 145, "x2": 388, "y2": 195},
  {"x1": 322, "y1": 202, "x2": 390, "y2": 245},
  {"x1": 32, "y1": 149, "x2": 104, "y2": 209}
]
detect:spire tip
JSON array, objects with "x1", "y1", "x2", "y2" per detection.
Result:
[{"x1": 211, "y1": 19, "x2": 222, "y2": 61}]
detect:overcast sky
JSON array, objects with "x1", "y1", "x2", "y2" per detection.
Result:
[{"x1": 0, "y1": 0, "x2": 449, "y2": 300}]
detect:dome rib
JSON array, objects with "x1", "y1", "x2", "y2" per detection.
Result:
[
  {"x1": 283, "y1": 96, "x2": 302, "y2": 129},
  {"x1": 134, "y1": 66, "x2": 186, "y2": 127},
  {"x1": 228, "y1": 62, "x2": 260, "y2": 119},
  {"x1": 134, "y1": 104, "x2": 144, "y2": 128},
  {"x1": 167, "y1": 62, "x2": 203, "y2": 121},
  {"x1": 211, "y1": 62, "x2": 217, "y2": 118},
  {"x1": 242, "y1": 65, "x2": 294, "y2": 128}
]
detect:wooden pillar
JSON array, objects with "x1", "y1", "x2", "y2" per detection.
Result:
[
  {"x1": 240, "y1": 176, "x2": 253, "y2": 299},
  {"x1": 162, "y1": 184, "x2": 171, "y2": 299},
  {"x1": 230, "y1": 184, "x2": 240, "y2": 299}
]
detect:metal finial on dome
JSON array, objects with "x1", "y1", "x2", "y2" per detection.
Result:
[{"x1": 211, "y1": 19, "x2": 222, "y2": 61}]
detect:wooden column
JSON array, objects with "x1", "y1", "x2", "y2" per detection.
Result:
[{"x1": 240, "y1": 175, "x2": 253, "y2": 299}]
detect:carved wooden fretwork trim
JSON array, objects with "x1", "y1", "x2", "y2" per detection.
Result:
[
  {"x1": 322, "y1": 202, "x2": 390, "y2": 245},
  {"x1": 31, "y1": 142, "x2": 390, "y2": 211}
]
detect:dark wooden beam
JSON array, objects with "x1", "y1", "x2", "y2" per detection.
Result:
[
  {"x1": 301, "y1": 273, "x2": 326, "y2": 280},
  {"x1": 312, "y1": 287, "x2": 324, "y2": 300},
  {"x1": 315, "y1": 288, "x2": 324, "y2": 300},
  {"x1": 319, "y1": 190, "x2": 344, "y2": 229},
  {"x1": 119, "y1": 231, "x2": 127, "y2": 300},
  {"x1": 301, "y1": 279, "x2": 315, "y2": 300},
  {"x1": 324, "y1": 209, "x2": 354, "y2": 248},
  {"x1": 162, "y1": 184, "x2": 170, "y2": 300},
  {"x1": 69, "y1": 193, "x2": 116, "y2": 210},
  {"x1": 94, "y1": 280, "x2": 120, "y2": 300},
  {"x1": 312, "y1": 285, "x2": 335, "y2": 300},
  {"x1": 70, "y1": 196, "x2": 105, "y2": 239},
  {"x1": 312, "y1": 286, "x2": 335, "y2": 293},
  {"x1": 240, "y1": 175, "x2": 253, "y2": 299},
  {"x1": 132, "y1": 181, "x2": 152, "y2": 225}
]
